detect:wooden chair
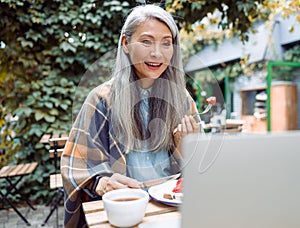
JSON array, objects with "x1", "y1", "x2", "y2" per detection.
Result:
[
  {"x1": 41, "y1": 135, "x2": 68, "y2": 227},
  {"x1": 0, "y1": 161, "x2": 38, "y2": 226}
]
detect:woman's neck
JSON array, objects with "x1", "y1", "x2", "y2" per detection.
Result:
[{"x1": 137, "y1": 78, "x2": 154, "y2": 89}]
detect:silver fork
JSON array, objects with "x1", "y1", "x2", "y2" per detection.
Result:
[{"x1": 192, "y1": 103, "x2": 213, "y2": 117}]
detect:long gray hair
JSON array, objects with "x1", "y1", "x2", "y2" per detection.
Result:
[{"x1": 110, "y1": 4, "x2": 188, "y2": 152}]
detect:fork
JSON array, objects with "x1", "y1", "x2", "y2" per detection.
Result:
[
  {"x1": 193, "y1": 96, "x2": 216, "y2": 117},
  {"x1": 192, "y1": 103, "x2": 213, "y2": 117}
]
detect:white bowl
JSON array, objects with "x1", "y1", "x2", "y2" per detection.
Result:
[{"x1": 102, "y1": 188, "x2": 149, "y2": 227}]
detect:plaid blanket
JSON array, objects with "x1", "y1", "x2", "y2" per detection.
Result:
[{"x1": 61, "y1": 80, "x2": 198, "y2": 227}]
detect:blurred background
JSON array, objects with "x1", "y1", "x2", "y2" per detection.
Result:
[{"x1": 0, "y1": 0, "x2": 299, "y2": 209}]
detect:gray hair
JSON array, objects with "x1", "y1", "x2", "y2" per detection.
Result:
[{"x1": 110, "y1": 4, "x2": 188, "y2": 152}]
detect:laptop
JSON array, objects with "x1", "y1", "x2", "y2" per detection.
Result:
[{"x1": 181, "y1": 131, "x2": 300, "y2": 228}]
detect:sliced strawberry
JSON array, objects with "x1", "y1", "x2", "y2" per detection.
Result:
[
  {"x1": 206, "y1": 96, "x2": 216, "y2": 105},
  {"x1": 172, "y1": 178, "x2": 183, "y2": 193}
]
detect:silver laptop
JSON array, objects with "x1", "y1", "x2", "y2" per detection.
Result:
[{"x1": 181, "y1": 131, "x2": 300, "y2": 228}]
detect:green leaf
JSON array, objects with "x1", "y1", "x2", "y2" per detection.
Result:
[
  {"x1": 24, "y1": 96, "x2": 36, "y2": 106},
  {"x1": 14, "y1": 107, "x2": 32, "y2": 117},
  {"x1": 45, "y1": 114, "x2": 55, "y2": 123},
  {"x1": 35, "y1": 111, "x2": 44, "y2": 121},
  {"x1": 44, "y1": 80, "x2": 54, "y2": 87},
  {"x1": 29, "y1": 127, "x2": 43, "y2": 137},
  {"x1": 84, "y1": 41, "x2": 95, "y2": 48},
  {"x1": 49, "y1": 108, "x2": 59, "y2": 116},
  {"x1": 32, "y1": 91, "x2": 42, "y2": 98},
  {"x1": 60, "y1": 103, "x2": 69, "y2": 110},
  {"x1": 60, "y1": 41, "x2": 77, "y2": 53},
  {"x1": 60, "y1": 77, "x2": 68, "y2": 85},
  {"x1": 44, "y1": 102, "x2": 53, "y2": 108}
]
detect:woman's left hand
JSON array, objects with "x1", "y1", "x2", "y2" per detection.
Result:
[
  {"x1": 178, "y1": 115, "x2": 200, "y2": 136},
  {"x1": 173, "y1": 115, "x2": 200, "y2": 148}
]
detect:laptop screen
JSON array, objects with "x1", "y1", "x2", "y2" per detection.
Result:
[{"x1": 181, "y1": 131, "x2": 300, "y2": 228}]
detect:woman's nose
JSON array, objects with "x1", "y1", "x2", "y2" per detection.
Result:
[{"x1": 150, "y1": 42, "x2": 163, "y2": 57}]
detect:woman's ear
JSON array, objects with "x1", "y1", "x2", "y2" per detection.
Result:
[{"x1": 122, "y1": 34, "x2": 129, "y2": 54}]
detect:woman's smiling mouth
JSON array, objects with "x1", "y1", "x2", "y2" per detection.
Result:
[{"x1": 145, "y1": 62, "x2": 163, "y2": 70}]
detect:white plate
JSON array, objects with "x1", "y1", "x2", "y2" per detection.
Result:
[{"x1": 148, "y1": 180, "x2": 182, "y2": 206}]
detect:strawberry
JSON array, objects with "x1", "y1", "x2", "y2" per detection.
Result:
[
  {"x1": 206, "y1": 96, "x2": 216, "y2": 105},
  {"x1": 172, "y1": 178, "x2": 183, "y2": 193}
]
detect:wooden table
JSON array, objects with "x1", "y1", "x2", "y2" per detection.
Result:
[{"x1": 82, "y1": 199, "x2": 181, "y2": 227}]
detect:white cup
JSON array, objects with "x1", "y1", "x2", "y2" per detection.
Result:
[{"x1": 102, "y1": 188, "x2": 149, "y2": 227}]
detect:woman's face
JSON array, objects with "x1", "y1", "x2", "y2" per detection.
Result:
[{"x1": 122, "y1": 18, "x2": 174, "y2": 87}]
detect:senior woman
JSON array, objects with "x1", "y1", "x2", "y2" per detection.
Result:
[{"x1": 61, "y1": 4, "x2": 200, "y2": 227}]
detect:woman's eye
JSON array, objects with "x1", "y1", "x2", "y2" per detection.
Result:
[
  {"x1": 162, "y1": 42, "x2": 172, "y2": 47},
  {"x1": 141, "y1": 40, "x2": 152, "y2": 46}
]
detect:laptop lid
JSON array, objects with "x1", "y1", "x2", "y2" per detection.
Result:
[{"x1": 181, "y1": 131, "x2": 300, "y2": 228}]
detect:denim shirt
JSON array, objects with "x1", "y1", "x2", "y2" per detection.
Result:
[{"x1": 126, "y1": 87, "x2": 171, "y2": 182}]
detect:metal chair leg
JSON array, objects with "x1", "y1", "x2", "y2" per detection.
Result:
[
  {"x1": 5, "y1": 177, "x2": 36, "y2": 210},
  {"x1": 0, "y1": 191, "x2": 31, "y2": 226},
  {"x1": 41, "y1": 188, "x2": 64, "y2": 227}
]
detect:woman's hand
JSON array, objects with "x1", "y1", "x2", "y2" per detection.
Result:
[
  {"x1": 173, "y1": 115, "x2": 200, "y2": 148},
  {"x1": 177, "y1": 115, "x2": 200, "y2": 137},
  {"x1": 96, "y1": 173, "x2": 141, "y2": 195}
]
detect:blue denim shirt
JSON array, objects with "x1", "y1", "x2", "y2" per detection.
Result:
[{"x1": 126, "y1": 87, "x2": 171, "y2": 182}]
